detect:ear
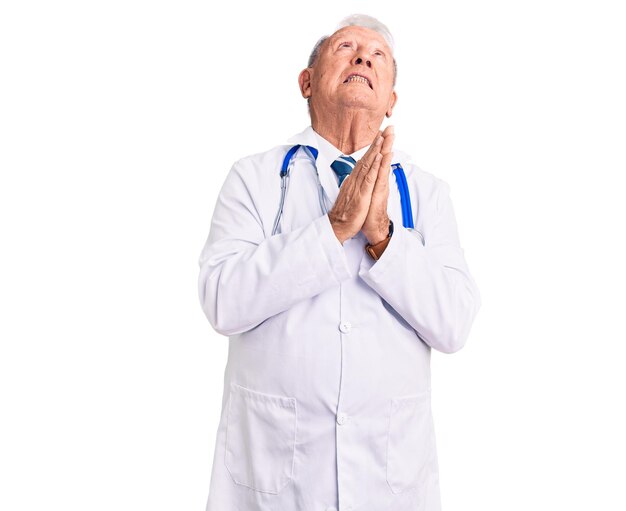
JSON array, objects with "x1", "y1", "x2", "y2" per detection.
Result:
[
  {"x1": 298, "y1": 68, "x2": 313, "y2": 99},
  {"x1": 386, "y1": 90, "x2": 398, "y2": 118}
]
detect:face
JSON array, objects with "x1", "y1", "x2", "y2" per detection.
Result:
[{"x1": 299, "y1": 26, "x2": 397, "y2": 117}]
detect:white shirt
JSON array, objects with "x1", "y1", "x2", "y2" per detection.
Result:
[{"x1": 197, "y1": 125, "x2": 481, "y2": 511}]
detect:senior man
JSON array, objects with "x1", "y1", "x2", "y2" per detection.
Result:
[{"x1": 198, "y1": 13, "x2": 481, "y2": 511}]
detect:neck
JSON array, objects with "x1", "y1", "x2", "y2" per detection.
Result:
[{"x1": 310, "y1": 106, "x2": 384, "y2": 155}]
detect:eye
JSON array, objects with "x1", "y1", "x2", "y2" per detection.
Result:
[{"x1": 339, "y1": 42, "x2": 352, "y2": 48}]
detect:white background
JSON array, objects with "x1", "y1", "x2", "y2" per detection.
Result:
[{"x1": 1, "y1": 0, "x2": 625, "y2": 509}]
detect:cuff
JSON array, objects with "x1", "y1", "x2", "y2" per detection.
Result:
[
  {"x1": 313, "y1": 213, "x2": 353, "y2": 282},
  {"x1": 358, "y1": 225, "x2": 426, "y2": 281}
]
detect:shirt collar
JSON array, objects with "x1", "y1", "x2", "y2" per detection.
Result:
[
  {"x1": 285, "y1": 125, "x2": 376, "y2": 205},
  {"x1": 286, "y1": 125, "x2": 372, "y2": 163}
]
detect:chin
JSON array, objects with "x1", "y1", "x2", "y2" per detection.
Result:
[{"x1": 338, "y1": 95, "x2": 375, "y2": 109}]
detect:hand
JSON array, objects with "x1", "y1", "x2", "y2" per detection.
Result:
[
  {"x1": 362, "y1": 125, "x2": 395, "y2": 244},
  {"x1": 328, "y1": 131, "x2": 385, "y2": 244}
]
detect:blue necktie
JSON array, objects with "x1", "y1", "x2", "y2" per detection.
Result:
[{"x1": 330, "y1": 155, "x2": 356, "y2": 187}]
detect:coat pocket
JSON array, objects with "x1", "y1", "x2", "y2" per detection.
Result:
[
  {"x1": 224, "y1": 382, "x2": 297, "y2": 494},
  {"x1": 385, "y1": 390, "x2": 434, "y2": 494}
]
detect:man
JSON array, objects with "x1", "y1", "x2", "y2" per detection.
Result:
[{"x1": 197, "y1": 13, "x2": 481, "y2": 511}]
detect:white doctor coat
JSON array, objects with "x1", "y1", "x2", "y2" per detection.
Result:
[{"x1": 197, "y1": 125, "x2": 481, "y2": 511}]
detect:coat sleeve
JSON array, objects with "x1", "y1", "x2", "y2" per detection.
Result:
[
  {"x1": 357, "y1": 177, "x2": 481, "y2": 354},
  {"x1": 198, "y1": 160, "x2": 353, "y2": 336}
]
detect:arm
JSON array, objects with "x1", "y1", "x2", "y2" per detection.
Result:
[
  {"x1": 198, "y1": 160, "x2": 352, "y2": 336},
  {"x1": 358, "y1": 178, "x2": 481, "y2": 353}
]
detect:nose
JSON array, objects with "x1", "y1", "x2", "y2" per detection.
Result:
[{"x1": 353, "y1": 56, "x2": 372, "y2": 68}]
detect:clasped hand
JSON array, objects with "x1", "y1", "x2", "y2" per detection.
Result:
[{"x1": 328, "y1": 125, "x2": 395, "y2": 245}]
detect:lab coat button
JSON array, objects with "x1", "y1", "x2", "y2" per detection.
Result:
[
  {"x1": 339, "y1": 321, "x2": 352, "y2": 333},
  {"x1": 336, "y1": 412, "x2": 348, "y2": 425}
]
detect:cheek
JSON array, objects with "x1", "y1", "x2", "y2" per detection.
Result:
[
  {"x1": 317, "y1": 71, "x2": 333, "y2": 90},
  {"x1": 380, "y1": 77, "x2": 395, "y2": 93}
]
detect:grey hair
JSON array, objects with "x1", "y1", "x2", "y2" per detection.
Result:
[
  {"x1": 335, "y1": 14, "x2": 395, "y2": 52},
  {"x1": 306, "y1": 14, "x2": 398, "y2": 111}
]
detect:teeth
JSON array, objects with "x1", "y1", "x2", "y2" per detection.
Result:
[{"x1": 346, "y1": 75, "x2": 370, "y2": 86}]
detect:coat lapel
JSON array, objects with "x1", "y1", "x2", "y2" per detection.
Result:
[
  {"x1": 286, "y1": 126, "x2": 405, "y2": 228},
  {"x1": 286, "y1": 126, "x2": 341, "y2": 206}
]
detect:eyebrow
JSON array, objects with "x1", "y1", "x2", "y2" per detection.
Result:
[
  {"x1": 333, "y1": 38, "x2": 388, "y2": 55},
  {"x1": 332, "y1": 38, "x2": 351, "y2": 47}
]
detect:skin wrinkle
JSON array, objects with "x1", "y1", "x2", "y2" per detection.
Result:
[
  {"x1": 298, "y1": 24, "x2": 397, "y2": 246},
  {"x1": 298, "y1": 26, "x2": 397, "y2": 156}
]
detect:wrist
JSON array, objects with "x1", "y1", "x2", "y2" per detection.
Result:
[
  {"x1": 367, "y1": 218, "x2": 393, "y2": 245},
  {"x1": 369, "y1": 230, "x2": 388, "y2": 245},
  {"x1": 365, "y1": 219, "x2": 394, "y2": 260},
  {"x1": 329, "y1": 215, "x2": 350, "y2": 244}
]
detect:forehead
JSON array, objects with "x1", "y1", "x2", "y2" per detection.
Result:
[{"x1": 328, "y1": 26, "x2": 392, "y2": 53}]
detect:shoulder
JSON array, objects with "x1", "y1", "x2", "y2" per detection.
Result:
[
  {"x1": 219, "y1": 144, "x2": 294, "y2": 196},
  {"x1": 231, "y1": 144, "x2": 295, "y2": 176},
  {"x1": 218, "y1": 144, "x2": 298, "y2": 215}
]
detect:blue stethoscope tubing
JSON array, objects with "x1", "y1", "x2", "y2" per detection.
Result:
[{"x1": 272, "y1": 144, "x2": 416, "y2": 237}]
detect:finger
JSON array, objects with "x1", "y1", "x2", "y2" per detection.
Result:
[
  {"x1": 363, "y1": 152, "x2": 383, "y2": 190},
  {"x1": 372, "y1": 151, "x2": 393, "y2": 194},
  {"x1": 381, "y1": 124, "x2": 394, "y2": 140},
  {"x1": 356, "y1": 131, "x2": 383, "y2": 175},
  {"x1": 380, "y1": 151, "x2": 393, "y2": 180},
  {"x1": 381, "y1": 126, "x2": 394, "y2": 155},
  {"x1": 351, "y1": 132, "x2": 383, "y2": 187}
]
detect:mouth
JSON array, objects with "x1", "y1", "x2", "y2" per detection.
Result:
[{"x1": 343, "y1": 73, "x2": 373, "y2": 89}]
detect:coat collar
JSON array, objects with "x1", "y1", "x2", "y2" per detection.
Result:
[
  {"x1": 285, "y1": 125, "x2": 411, "y2": 232},
  {"x1": 286, "y1": 125, "x2": 372, "y2": 206}
]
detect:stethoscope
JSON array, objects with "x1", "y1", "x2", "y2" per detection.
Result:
[{"x1": 272, "y1": 144, "x2": 418, "y2": 239}]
